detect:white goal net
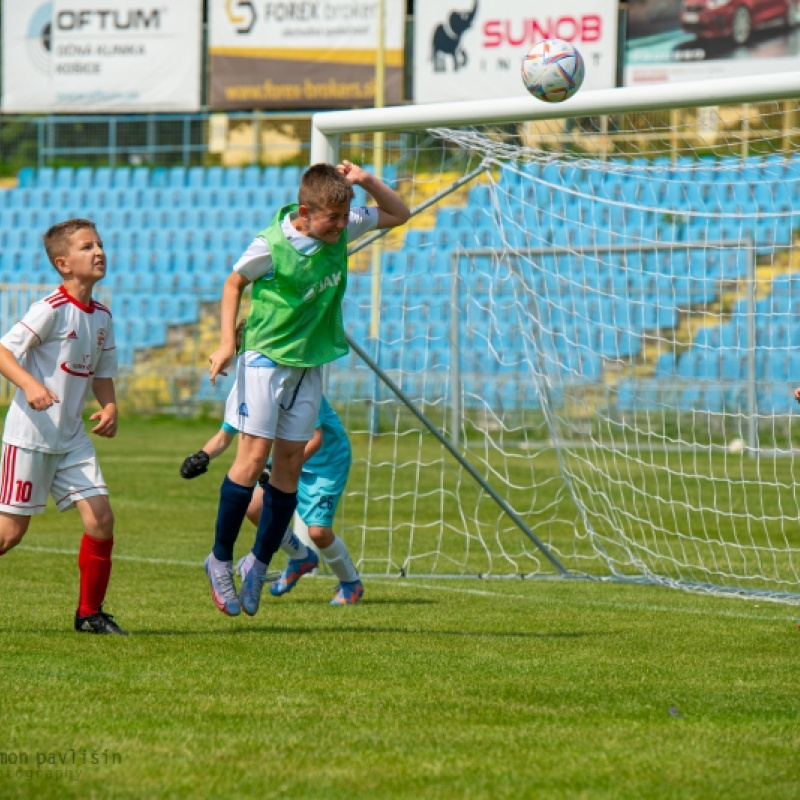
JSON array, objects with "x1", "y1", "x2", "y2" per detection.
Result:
[{"x1": 313, "y1": 74, "x2": 800, "y2": 603}]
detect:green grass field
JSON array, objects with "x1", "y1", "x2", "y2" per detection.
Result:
[{"x1": 1, "y1": 416, "x2": 799, "y2": 799}]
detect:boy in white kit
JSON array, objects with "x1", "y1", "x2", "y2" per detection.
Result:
[{"x1": 0, "y1": 218, "x2": 126, "y2": 635}]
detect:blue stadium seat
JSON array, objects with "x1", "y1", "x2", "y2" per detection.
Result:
[
  {"x1": 36, "y1": 168, "x2": 55, "y2": 189},
  {"x1": 187, "y1": 166, "x2": 205, "y2": 188},
  {"x1": 222, "y1": 167, "x2": 243, "y2": 188},
  {"x1": 55, "y1": 167, "x2": 74, "y2": 189},
  {"x1": 282, "y1": 165, "x2": 301, "y2": 187},
  {"x1": 206, "y1": 166, "x2": 224, "y2": 188},
  {"x1": 149, "y1": 167, "x2": 167, "y2": 188},
  {"x1": 17, "y1": 167, "x2": 35, "y2": 188},
  {"x1": 243, "y1": 165, "x2": 261, "y2": 187},
  {"x1": 74, "y1": 167, "x2": 94, "y2": 189},
  {"x1": 131, "y1": 167, "x2": 150, "y2": 188}
]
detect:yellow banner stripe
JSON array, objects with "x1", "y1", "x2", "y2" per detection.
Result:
[{"x1": 209, "y1": 47, "x2": 404, "y2": 67}]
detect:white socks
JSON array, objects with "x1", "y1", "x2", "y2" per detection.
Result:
[
  {"x1": 279, "y1": 528, "x2": 309, "y2": 561},
  {"x1": 320, "y1": 535, "x2": 359, "y2": 583}
]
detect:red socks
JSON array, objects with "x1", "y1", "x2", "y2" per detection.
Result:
[{"x1": 77, "y1": 533, "x2": 113, "y2": 617}]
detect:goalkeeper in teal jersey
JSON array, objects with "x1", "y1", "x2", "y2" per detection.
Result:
[
  {"x1": 205, "y1": 161, "x2": 409, "y2": 617},
  {"x1": 181, "y1": 395, "x2": 361, "y2": 604}
]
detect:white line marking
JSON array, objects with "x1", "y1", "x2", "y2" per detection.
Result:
[
  {"x1": 17, "y1": 545, "x2": 199, "y2": 567},
  {"x1": 394, "y1": 581, "x2": 798, "y2": 623},
  {"x1": 14, "y1": 546, "x2": 797, "y2": 622}
]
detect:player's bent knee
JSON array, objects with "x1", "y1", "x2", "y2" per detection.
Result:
[
  {"x1": 0, "y1": 514, "x2": 30, "y2": 554},
  {"x1": 77, "y1": 496, "x2": 115, "y2": 539},
  {"x1": 309, "y1": 527, "x2": 334, "y2": 549}
]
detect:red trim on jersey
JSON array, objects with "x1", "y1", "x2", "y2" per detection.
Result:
[
  {"x1": 56, "y1": 285, "x2": 97, "y2": 314},
  {"x1": 20, "y1": 322, "x2": 42, "y2": 343},
  {"x1": 93, "y1": 301, "x2": 112, "y2": 317},
  {"x1": 60, "y1": 362, "x2": 94, "y2": 378},
  {"x1": 1, "y1": 445, "x2": 17, "y2": 505},
  {"x1": 55, "y1": 485, "x2": 108, "y2": 506}
]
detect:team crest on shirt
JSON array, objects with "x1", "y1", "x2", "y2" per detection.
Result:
[{"x1": 97, "y1": 328, "x2": 107, "y2": 349}]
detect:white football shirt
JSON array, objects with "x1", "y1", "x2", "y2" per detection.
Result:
[{"x1": 0, "y1": 286, "x2": 117, "y2": 453}]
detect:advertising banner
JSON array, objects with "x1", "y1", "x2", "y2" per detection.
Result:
[
  {"x1": 413, "y1": 0, "x2": 619, "y2": 104},
  {"x1": 624, "y1": 0, "x2": 800, "y2": 86},
  {"x1": 209, "y1": 1, "x2": 405, "y2": 110},
  {"x1": 1, "y1": 1, "x2": 202, "y2": 113}
]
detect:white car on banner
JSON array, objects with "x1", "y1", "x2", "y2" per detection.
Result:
[
  {"x1": 1, "y1": 0, "x2": 202, "y2": 113},
  {"x1": 413, "y1": 0, "x2": 619, "y2": 104}
]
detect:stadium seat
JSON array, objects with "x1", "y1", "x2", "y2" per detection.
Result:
[
  {"x1": 17, "y1": 167, "x2": 35, "y2": 188},
  {"x1": 222, "y1": 167, "x2": 243, "y2": 188},
  {"x1": 109, "y1": 167, "x2": 129, "y2": 188},
  {"x1": 149, "y1": 167, "x2": 167, "y2": 188},
  {"x1": 74, "y1": 167, "x2": 94, "y2": 189},
  {"x1": 36, "y1": 168, "x2": 55, "y2": 189},
  {"x1": 55, "y1": 167, "x2": 74, "y2": 189},
  {"x1": 243, "y1": 165, "x2": 261, "y2": 187},
  {"x1": 131, "y1": 167, "x2": 150, "y2": 188}
]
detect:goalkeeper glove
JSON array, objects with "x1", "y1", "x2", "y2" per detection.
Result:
[
  {"x1": 257, "y1": 465, "x2": 271, "y2": 490},
  {"x1": 180, "y1": 450, "x2": 210, "y2": 479}
]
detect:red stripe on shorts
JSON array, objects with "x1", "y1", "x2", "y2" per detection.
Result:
[{"x1": 1, "y1": 445, "x2": 17, "y2": 505}]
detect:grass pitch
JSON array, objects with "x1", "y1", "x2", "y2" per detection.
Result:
[{"x1": 1, "y1": 416, "x2": 799, "y2": 799}]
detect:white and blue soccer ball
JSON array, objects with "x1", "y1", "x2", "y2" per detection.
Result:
[{"x1": 521, "y1": 39, "x2": 585, "y2": 103}]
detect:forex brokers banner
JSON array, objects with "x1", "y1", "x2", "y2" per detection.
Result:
[
  {"x1": 209, "y1": 0, "x2": 405, "y2": 110},
  {"x1": 1, "y1": 0, "x2": 202, "y2": 113},
  {"x1": 413, "y1": 0, "x2": 618, "y2": 104}
]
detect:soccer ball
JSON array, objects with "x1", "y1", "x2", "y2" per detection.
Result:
[{"x1": 521, "y1": 39, "x2": 585, "y2": 103}]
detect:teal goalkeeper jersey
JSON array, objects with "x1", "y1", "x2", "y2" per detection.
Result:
[{"x1": 303, "y1": 396, "x2": 351, "y2": 478}]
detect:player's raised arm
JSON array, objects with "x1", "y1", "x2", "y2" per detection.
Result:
[
  {"x1": 337, "y1": 160, "x2": 410, "y2": 229},
  {"x1": 209, "y1": 271, "x2": 250, "y2": 385}
]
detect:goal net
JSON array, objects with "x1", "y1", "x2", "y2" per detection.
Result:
[{"x1": 312, "y1": 73, "x2": 800, "y2": 603}]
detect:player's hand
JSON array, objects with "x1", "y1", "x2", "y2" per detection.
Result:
[
  {"x1": 794, "y1": 387, "x2": 800, "y2": 405},
  {"x1": 208, "y1": 346, "x2": 235, "y2": 385},
  {"x1": 337, "y1": 159, "x2": 368, "y2": 186},
  {"x1": 90, "y1": 404, "x2": 118, "y2": 438},
  {"x1": 180, "y1": 450, "x2": 210, "y2": 479},
  {"x1": 24, "y1": 384, "x2": 60, "y2": 412}
]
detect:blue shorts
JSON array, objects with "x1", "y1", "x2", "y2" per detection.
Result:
[{"x1": 296, "y1": 465, "x2": 349, "y2": 528}]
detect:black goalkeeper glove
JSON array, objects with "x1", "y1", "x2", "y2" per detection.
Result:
[
  {"x1": 180, "y1": 450, "x2": 210, "y2": 479},
  {"x1": 257, "y1": 465, "x2": 271, "y2": 490}
]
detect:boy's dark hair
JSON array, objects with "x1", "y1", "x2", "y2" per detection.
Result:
[
  {"x1": 43, "y1": 218, "x2": 99, "y2": 269},
  {"x1": 298, "y1": 163, "x2": 354, "y2": 211}
]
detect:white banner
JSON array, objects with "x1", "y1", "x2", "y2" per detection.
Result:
[
  {"x1": 413, "y1": 0, "x2": 619, "y2": 104},
  {"x1": 209, "y1": 0, "x2": 405, "y2": 109},
  {"x1": 1, "y1": 1, "x2": 202, "y2": 113}
]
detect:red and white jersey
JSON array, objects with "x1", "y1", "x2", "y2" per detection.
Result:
[{"x1": 0, "y1": 285, "x2": 117, "y2": 453}]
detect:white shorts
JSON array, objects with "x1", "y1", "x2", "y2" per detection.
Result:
[
  {"x1": 223, "y1": 353, "x2": 322, "y2": 442},
  {"x1": 0, "y1": 438, "x2": 108, "y2": 516}
]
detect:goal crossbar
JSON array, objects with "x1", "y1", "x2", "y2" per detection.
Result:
[{"x1": 311, "y1": 71, "x2": 800, "y2": 162}]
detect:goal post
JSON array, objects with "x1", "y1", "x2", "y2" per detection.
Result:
[{"x1": 310, "y1": 72, "x2": 800, "y2": 603}]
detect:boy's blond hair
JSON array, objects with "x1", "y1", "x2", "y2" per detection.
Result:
[
  {"x1": 43, "y1": 219, "x2": 98, "y2": 270},
  {"x1": 298, "y1": 163, "x2": 354, "y2": 211}
]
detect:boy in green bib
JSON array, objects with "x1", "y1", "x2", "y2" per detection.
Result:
[{"x1": 204, "y1": 161, "x2": 409, "y2": 617}]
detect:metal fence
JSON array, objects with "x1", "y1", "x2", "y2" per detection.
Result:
[{"x1": 0, "y1": 112, "x2": 317, "y2": 175}]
